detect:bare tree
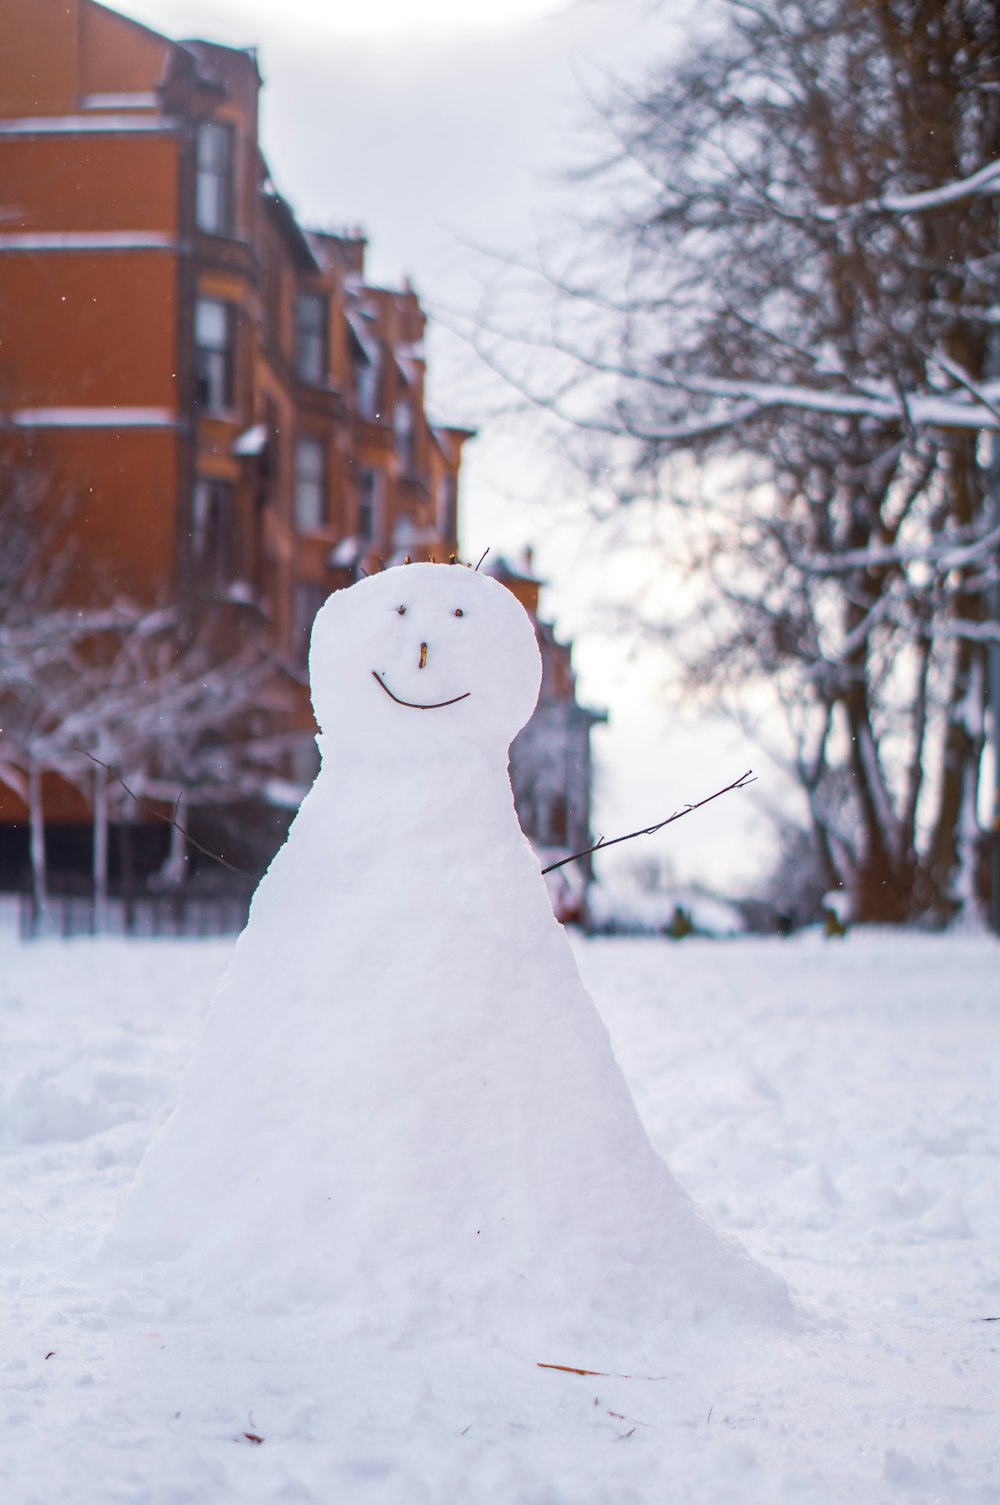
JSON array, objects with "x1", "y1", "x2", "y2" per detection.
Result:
[
  {"x1": 472, "y1": 0, "x2": 1000, "y2": 922},
  {"x1": 1, "y1": 442, "x2": 300, "y2": 923}
]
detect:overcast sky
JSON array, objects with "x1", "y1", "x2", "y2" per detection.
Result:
[{"x1": 109, "y1": 0, "x2": 773, "y2": 891}]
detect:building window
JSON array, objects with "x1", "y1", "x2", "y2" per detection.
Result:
[
  {"x1": 191, "y1": 478, "x2": 237, "y2": 589},
  {"x1": 293, "y1": 582, "x2": 328, "y2": 657},
  {"x1": 294, "y1": 436, "x2": 326, "y2": 532},
  {"x1": 394, "y1": 400, "x2": 415, "y2": 472},
  {"x1": 195, "y1": 121, "x2": 235, "y2": 235},
  {"x1": 354, "y1": 349, "x2": 380, "y2": 418},
  {"x1": 544, "y1": 794, "x2": 569, "y2": 846},
  {"x1": 438, "y1": 474, "x2": 458, "y2": 539},
  {"x1": 357, "y1": 468, "x2": 381, "y2": 543},
  {"x1": 194, "y1": 298, "x2": 236, "y2": 411},
  {"x1": 295, "y1": 294, "x2": 328, "y2": 385}
]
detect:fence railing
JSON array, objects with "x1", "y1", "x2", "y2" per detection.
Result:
[{"x1": 0, "y1": 891, "x2": 249, "y2": 941}]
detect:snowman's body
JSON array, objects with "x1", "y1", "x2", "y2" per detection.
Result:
[{"x1": 109, "y1": 565, "x2": 786, "y2": 1343}]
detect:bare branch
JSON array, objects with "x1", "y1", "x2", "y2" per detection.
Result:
[
  {"x1": 74, "y1": 749, "x2": 255, "y2": 881},
  {"x1": 541, "y1": 771, "x2": 757, "y2": 875}
]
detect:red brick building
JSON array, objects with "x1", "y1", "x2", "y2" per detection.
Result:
[
  {"x1": 0, "y1": 0, "x2": 470, "y2": 883},
  {"x1": 0, "y1": 0, "x2": 602, "y2": 923}
]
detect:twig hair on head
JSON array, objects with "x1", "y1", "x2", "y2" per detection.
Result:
[{"x1": 475, "y1": 547, "x2": 490, "y2": 572}]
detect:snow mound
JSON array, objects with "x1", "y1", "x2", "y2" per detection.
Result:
[{"x1": 104, "y1": 564, "x2": 787, "y2": 1353}]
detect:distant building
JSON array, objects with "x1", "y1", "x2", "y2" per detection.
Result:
[
  {"x1": 0, "y1": 0, "x2": 469, "y2": 630},
  {"x1": 489, "y1": 557, "x2": 606, "y2": 918},
  {"x1": 0, "y1": 0, "x2": 603, "y2": 921}
]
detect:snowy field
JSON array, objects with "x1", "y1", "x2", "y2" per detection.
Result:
[{"x1": 1, "y1": 929, "x2": 997, "y2": 1504}]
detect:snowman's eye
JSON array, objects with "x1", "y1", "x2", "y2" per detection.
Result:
[
  {"x1": 454, "y1": 608, "x2": 464, "y2": 618},
  {"x1": 397, "y1": 605, "x2": 406, "y2": 616}
]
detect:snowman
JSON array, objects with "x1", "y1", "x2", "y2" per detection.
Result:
[{"x1": 107, "y1": 563, "x2": 786, "y2": 1346}]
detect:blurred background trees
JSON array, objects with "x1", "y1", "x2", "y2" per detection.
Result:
[
  {"x1": 475, "y1": 0, "x2": 1000, "y2": 924},
  {"x1": 0, "y1": 439, "x2": 292, "y2": 927}
]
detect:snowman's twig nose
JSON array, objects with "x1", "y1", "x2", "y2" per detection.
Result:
[{"x1": 419, "y1": 641, "x2": 428, "y2": 669}]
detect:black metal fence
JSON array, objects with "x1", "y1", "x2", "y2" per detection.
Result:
[{"x1": 0, "y1": 891, "x2": 249, "y2": 941}]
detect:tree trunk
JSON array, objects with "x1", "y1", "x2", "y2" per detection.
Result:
[
  {"x1": 27, "y1": 755, "x2": 47, "y2": 934},
  {"x1": 927, "y1": 640, "x2": 986, "y2": 921},
  {"x1": 159, "y1": 798, "x2": 188, "y2": 886},
  {"x1": 120, "y1": 820, "x2": 136, "y2": 935},
  {"x1": 92, "y1": 758, "x2": 109, "y2": 933},
  {"x1": 927, "y1": 444, "x2": 988, "y2": 922}
]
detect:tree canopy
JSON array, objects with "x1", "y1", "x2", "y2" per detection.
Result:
[{"x1": 476, "y1": 0, "x2": 1000, "y2": 923}]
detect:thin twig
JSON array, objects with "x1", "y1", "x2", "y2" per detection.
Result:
[
  {"x1": 540, "y1": 771, "x2": 758, "y2": 875},
  {"x1": 536, "y1": 1361, "x2": 670, "y2": 1380},
  {"x1": 74, "y1": 748, "x2": 255, "y2": 880}
]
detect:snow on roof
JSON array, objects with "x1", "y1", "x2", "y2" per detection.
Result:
[
  {"x1": 328, "y1": 536, "x2": 364, "y2": 567},
  {"x1": 231, "y1": 423, "x2": 268, "y2": 457},
  {"x1": 429, "y1": 427, "x2": 453, "y2": 460},
  {"x1": 80, "y1": 93, "x2": 159, "y2": 111},
  {"x1": 0, "y1": 116, "x2": 176, "y2": 136},
  {"x1": 395, "y1": 353, "x2": 421, "y2": 388},
  {"x1": 0, "y1": 231, "x2": 175, "y2": 252},
  {"x1": 427, "y1": 415, "x2": 477, "y2": 442},
  {"x1": 223, "y1": 579, "x2": 257, "y2": 606},
  {"x1": 263, "y1": 778, "x2": 309, "y2": 810},
  {"x1": 259, "y1": 188, "x2": 320, "y2": 272},
  {"x1": 345, "y1": 310, "x2": 380, "y2": 366},
  {"x1": 11, "y1": 407, "x2": 176, "y2": 429}
]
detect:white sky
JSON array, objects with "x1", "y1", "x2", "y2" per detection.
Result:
[
  {"x1": 110, "y1": 0, "x2": 773, "y2": 890},
  {"x1": 117, "y1": 0, "x2": 575, "y2": 39}
]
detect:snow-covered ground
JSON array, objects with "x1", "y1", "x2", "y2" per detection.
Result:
[{"x1": 1, "y1": 929, "x2": 997, "y2": 1503}]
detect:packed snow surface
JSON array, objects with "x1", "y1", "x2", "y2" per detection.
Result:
[
  {"x1": 0, "y1": 565, "x2": 996, "y2": 1501},
  {"x1": 0, "y1": 929, "x2": 997, "y2": 1502}
]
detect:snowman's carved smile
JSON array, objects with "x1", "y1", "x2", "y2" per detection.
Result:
[{"x1": 371, "y1": 670, "x2": 471, "y2": 711}]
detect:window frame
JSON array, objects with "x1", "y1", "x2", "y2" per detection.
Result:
[
  {"x1": 294, "y1": 293, "x2": 329, "y2": 387},
  {"x1": 195, "y1": 120, "x2": 236, "y2": 236},
  {"x1": 356, "y1": 467, "x2": 381, "y2": 544},
  {"x1": 293, "y1": 434, "x2": 327, "y2": 533},
  {"x1": 437, "y1": 473, "x2": 458, "y2": 539},
  {"x1": 194, "y1": 297, "x2": 237, "y2": 413},
  {"x1": 191, "y1": 477, "x2": 237, "y2": 589},
  {"x1": 394, "y1": 399, "x2": 416, "y2": 472}
]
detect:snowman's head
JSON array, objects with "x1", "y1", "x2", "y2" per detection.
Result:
[{"x1": 309, "y1": 563, "x2": 542, "y2": 762}]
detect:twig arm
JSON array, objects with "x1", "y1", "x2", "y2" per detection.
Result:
[
  {"x1": 75, "y1": 748, "x2": 254, "y2": 880},
  {"x1": 540, "y1": 771, "x2": 757, "y2": 876}
]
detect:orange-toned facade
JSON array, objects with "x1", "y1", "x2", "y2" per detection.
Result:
[{"x1": 0, "y1": 0, "x2": 470, "y2": 839}]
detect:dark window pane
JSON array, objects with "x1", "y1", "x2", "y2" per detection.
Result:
[
  {"x1": 294, "y1": 437, "x2": 325, "y2": 532},
  {"x1": 191, "y1": 479, "x2": 237, "y2": 589},
  {"x1": 295, "y1": 294, "x2": 327, "y2": 385},
  {"x1": 293, "y1": 582, "x2": 328, "y2": 658},
  {"x1": 394, "y1": 400, "x2": 415, "y2": 470},
  {"x1": 194, "y1": 298, "x2": 235, "y2": 410},
  {"x1": 196, "y1": 121, "x2": 235, "y2": 234},
  {"x1": 354, "y1": 352, "x2": 379, "y2": 418},
  {"x1": 357, "y1": 468, "x2": 380, "y2": 542},
  {"x1": 438, "y1": 474, "x2": 457, "y2": 538}
]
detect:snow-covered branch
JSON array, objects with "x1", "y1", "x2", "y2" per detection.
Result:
[
  {"x1": 638, "y1": 374, "x2": 1000, "y2": 437},
  {"x1": 815, "y1": 158, "x2": 1000, "y2": 222}
]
